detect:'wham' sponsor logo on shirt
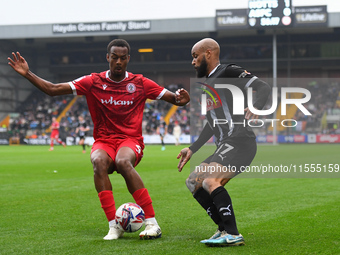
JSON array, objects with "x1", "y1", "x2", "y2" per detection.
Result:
[{"x1": 101, "y1": 97, "x2": 133, "y2": 105}]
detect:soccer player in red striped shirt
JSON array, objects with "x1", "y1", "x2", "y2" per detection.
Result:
[{"x1": 8, "y1": 39, "x2": 190, "y2": 240}]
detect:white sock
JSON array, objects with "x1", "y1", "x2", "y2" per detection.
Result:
[
  {"x1": 145, "y1": 217, "x2": 158, "y2": 225},
  {"x1": 109, "y1": 219, "x2": 116, "y2": 227}
]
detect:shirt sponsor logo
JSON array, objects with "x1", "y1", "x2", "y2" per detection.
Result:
[
  {"x1": 102, "y1": 84, "x2": 108, "y2": 90},
  {"x1": 101, "y1": 97, "x2": 133, "y2": 105}
]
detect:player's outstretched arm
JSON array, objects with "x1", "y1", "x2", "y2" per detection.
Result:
[
  {"x1": 177, "y1": 147, "x2": 193, "y2": 172},
  {"x1": 161, "y1": 88, "x2": 190, "y2": 106},
  {"x1": 8, "y1": 52, "x2": 72, "y2": 96}
]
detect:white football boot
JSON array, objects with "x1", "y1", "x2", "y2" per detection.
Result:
[
  {"x1": 139, "y1": 218, "x2": 162, "y2": 240},
  {"x1": 103, "y1": 220, "x2": 124, "y2": 240}
]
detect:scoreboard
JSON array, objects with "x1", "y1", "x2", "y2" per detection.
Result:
[{"x1": 248, "y1": 0, "x2": 292, "y2": 27}]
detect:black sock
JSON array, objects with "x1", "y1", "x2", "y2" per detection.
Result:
[
  {"x1": 211, "y1": 186, "x2": 239, "y2": 235},
  {"x1": 193, "y1": 188, "x2": 224, "y2": 231},
  {"x1": 82, "y1": 144, "x2": 85, "y2": 150}
]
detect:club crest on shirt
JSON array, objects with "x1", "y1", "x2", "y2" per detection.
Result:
[
  {"x1": 126, "y1": 83, "x2": 136, "y2": 93},
  {"x1": 206, "y1": 97, "x2": 222, "y2": 111}
]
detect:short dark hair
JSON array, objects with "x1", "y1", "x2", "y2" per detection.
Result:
[{"x1": 107, "y1": 39, "x2": 130, "y2": 54}]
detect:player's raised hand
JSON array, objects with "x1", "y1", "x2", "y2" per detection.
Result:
[
  {"x1": 177, "y1": 147, "x2": 193, "y2": 172},
  {"x1": 8, "y1": 52, "x2": 29, "y2": 77},
  {"x1": 175, "y1": 88, "x2": 190, "y2": 106}
]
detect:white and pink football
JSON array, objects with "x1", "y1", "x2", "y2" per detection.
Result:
[{"x1": 115, "y1": 202, "x2": 145, "y2": 232}]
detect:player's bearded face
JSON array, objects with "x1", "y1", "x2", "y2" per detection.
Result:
[{"x1": 196, "y1": 55, "x2": 208, "y2": 78}]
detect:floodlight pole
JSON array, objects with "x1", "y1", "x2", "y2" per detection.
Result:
[{"x1": 272, "y1": 31, "x2": 277, "y2": 145}]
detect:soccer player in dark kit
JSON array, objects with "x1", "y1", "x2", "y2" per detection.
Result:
[
  {"x1": 177, "y1": 38, "x2": 271, "y2": 246},
  {"x1": 75, "y1": 115, "x2": 90, "y2": 153},
  {"x1": 8, "y1": 39, "x2": 190, "y2": 240}
]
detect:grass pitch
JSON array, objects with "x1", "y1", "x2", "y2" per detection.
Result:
[{"x1": 0, "y1": 144, "x2": 339, "y2": 255}]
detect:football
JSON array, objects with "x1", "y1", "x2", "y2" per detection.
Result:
[{"x1": 115, "y1": 202, "x2": 145, "y2": 232}]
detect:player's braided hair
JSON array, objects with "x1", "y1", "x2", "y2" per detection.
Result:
[{"x1": 107, "y1": 39, "x2": 130, "y2": 54}]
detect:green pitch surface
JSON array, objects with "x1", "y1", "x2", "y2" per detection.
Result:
[{"x1": 0, "y1": 144, "x2": 339, "y2": 255}]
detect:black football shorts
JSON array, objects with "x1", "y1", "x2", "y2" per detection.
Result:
[{"x1": 202, "y1": 136, "x2": 257, "y2": 176}]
